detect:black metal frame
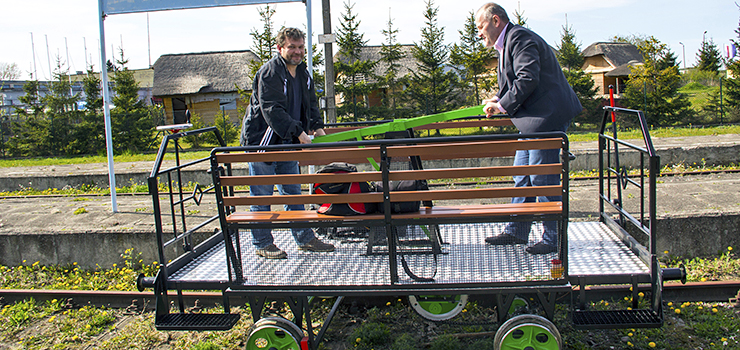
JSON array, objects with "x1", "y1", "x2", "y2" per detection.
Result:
[{"x1": 571, "y1": 106, "x2": 665, "y2": 329}]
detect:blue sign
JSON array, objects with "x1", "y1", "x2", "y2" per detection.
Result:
[{"x1": 102, "y1": 0, "x2": 300, "y2": 15}]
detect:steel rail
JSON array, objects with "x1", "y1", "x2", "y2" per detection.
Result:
[{"x1": 2, "y1": 281, "x2": 738, "y2": 310}]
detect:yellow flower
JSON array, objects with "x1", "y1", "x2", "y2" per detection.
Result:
[
  {"x1": 649, "y1": 342, "x2": 656, "y2": 348},
  {"x1": 667, "y1": 302, "x2": 673, "y2": 306},
  {"x1": 627, "y1": 341, "x2": 634, "y2": 347},
  {"x1": 698, "y1": 306, "x2": 703, "y2": 310},
  {"x1": 624, "y1": 296, "x2": 630, "y2": 301},
  {"x1": 664, "y1": 250, "x2": 669, "y2": 254},
  {"x1": 722, "y1": 337, "x2": 728, "y2": 342},
  {"x1": 386, "y1": 302, "x2": 391, "y2": 306},
  {"x1": 700, "y1": 277, "x2": 707, "y2": 282},
  {"x1": 674, "y1": 308, "x2": 681, "y2": 314},
  {"x1": 712, "y1": 308, "x2": 718, "y2": 313},
  {"x1": 356, "y1": 338, "x2": 361, "y2": 343},
  {"x1": 638, "y1": 292, "x2": 644, "y2": 298},
  {"x1": 627, "y1": 307, "x2": 632, "y2": 310},
  {"x1": 48, "y1": 316, "x2": 56, "y2": 322},
  {"x1": 729, "y1": 247, "x2": 733, "y2": 251},
  {"x1": 385, "y1": 312, "x2": 390, "y2": 316},
  {"x1": 628, "y1": 332, "x2": 633, "y2": 337}
]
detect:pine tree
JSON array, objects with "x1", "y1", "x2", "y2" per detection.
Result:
[
  {"x1": 71, "y1": 65, "x2": 105, "y2": 154},
  {"x1": 450, "y1": 11, "x2": 497, "y2": 106},
  {"x1": 248, "y1": 5, "x2": 278, "y2": 78},
  {"x1": 110, "y1": 49, "x2": 154, "y2": 153},
  {"x1": 556, "y1": 24, "x2": 583, "y2": 70},
  {"x1": 334, "y1": 0, "x2": 377, "y2": 121},
  {"x1": 42, "y1": 57, "x2": 81, "y2": 155},
  {"x1": 15, "y1": 79, "x2": 43, "y2": 117},
  {"x1": 377, "y1": 12, "x2": 410, "y2": 118},
  {"x1": 556, "y1": 23, "x2": 600, "y2": 125},
  {"x1": 622, "y1": 36, "x2": 694, "y2": 126},
  {"x1": 407, "y1": 0, "x2": 459, "y2": 116},
  {"x1": 697, "y1": 37, "x2": 722, "y2": 74},
  {"x1": 723, "y1": 11, "x2": 740, "y2": 122}
]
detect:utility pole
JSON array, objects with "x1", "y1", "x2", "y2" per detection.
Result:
[{"x1": 321, "y1": 0, "x2": 337, "y2": 123}]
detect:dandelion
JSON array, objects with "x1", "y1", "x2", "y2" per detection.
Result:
[
  {"x1": 649, "y1": 341, "x2": 656, "y2": 348},
  {"x1": 722, "y1": 337, "x2": 728, "y2": 342},
  {"x1": 386, "y1": 302, "x2": 391, "y2": 306},
  {"x1": 667, "y1": 302, "x2": 673, "y2": 307},
  {"x1": 712, "y1": 308, "x2": 718, "y2": 313},
  {"x1": 729, "y1": 247, "x2": 733, "y2": 251},
  {"x1": 664, "y1": 250, "x2": 669, "y2": 254},
  {"x1": 638, "y1": 292, "x2": 644, "y2": 298},
  {"x1": 462, "y1": 309, "x2": 467, "y2": 313},
  {"x1": 356, "y1": 338, "x2": 361, "y2": 343},
  {"x1": 624, "y1": 296, "x2": 630, "y2": 301},
  {"x1": 698, "y1": 306, "x2": 703, "y2": 310},
  {"x1": 385, "y1": 312, "x2": 390, "y2": 316},
  {"x1": 701, "y1": 277, "x2": 707, "y2": 282},
  {"x1": 675, "y1": 308, "x2": 681, "y2": 314},
  {"x1": 48, "y1": 316, "x2": 56, "y2": 322},
  {"x1": 627, "y1": 342, "x2": 634, "y2": 347}
]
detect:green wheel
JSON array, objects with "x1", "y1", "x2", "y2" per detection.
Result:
[
  {"x1": 409, "y1": 294, "x2": 468, "y2": 321},
  {"x1": 507, "y1": 296, "x2": 529, "y2": 316},
  {"x1": 246, "y1": 317, "x2": 304, "y2": 350},
  {"x1": 494, "y1": 314, "x2": 562, "y2": 350}
]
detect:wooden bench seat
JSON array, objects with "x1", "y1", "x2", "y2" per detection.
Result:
[{"x1": 225, "y1": 202, "x2": 562, "y2": 223}]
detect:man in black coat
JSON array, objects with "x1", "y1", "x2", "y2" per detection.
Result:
[
  {"x1": 476, "y1": 3, "x2": 582, "y2": 254},
  {"x1": 239, "y1": 27, "x2": 334, "y2": 259}
]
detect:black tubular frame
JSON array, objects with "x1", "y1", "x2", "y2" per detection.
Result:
[{"x1": 597, "y1": 106, "x2": 662, "y2": 315}]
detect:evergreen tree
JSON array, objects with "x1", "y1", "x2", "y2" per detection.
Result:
[
  {"x1": 556, "y1": 24, "x2": 583, "y2": 70},
  {"x1": 248, "y1": 5, "x2": 278, "y2": 78},
  {"x1": 407, "y1": 0, "x2": 459, "y2": 116},
  {"x1": 622, "y1": 36, "x2": 693, "y2": 126},
  {"x1": 450, "y1": 11, "x2": 497, "y2": 106},
  {"x1": 723, "y1": 11, "x2": 740, "y2": 121},
  {"x1": 514, "y1": 4, "x2": 528, "y2": 27},
  {"x1": 42, "y1": 57, "x2": 81, "y2": 155},
  {"x1": 377, "y1": 12, "x2": 411, "y2": 119},
  {"x1": 334, "y1": 0, "x2": 377, "y2": 121},
  {"x1": 556, "y1": 23, "x2": 600, "y2": 125},
  {"x1": 697, "y1": 37, "x2": 722, "y2": 74},
  {"x1": 110, "y1": 50, "x2": 154, "y2": 153},
  {"x1": 15, "y1": 79, "x2": 43, "y2": 117},
  {"x1": 72, "y1": 65, "x2": 105, "y2": 154}
]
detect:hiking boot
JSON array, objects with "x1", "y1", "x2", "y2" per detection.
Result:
[
  {"x1": 299, "y1": 237, "x2": 335, "y2": 252},
  {"x1": 255, "y1": 244, "x2": 287, "y2": 259}
]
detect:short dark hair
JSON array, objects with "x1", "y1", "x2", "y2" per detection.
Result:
[
  {"x1": 477, "y1": 3, "x2": 509, "y2": 23},
  {"x1": 277, "y1": 27, "x2": 306, "y2": 47}
]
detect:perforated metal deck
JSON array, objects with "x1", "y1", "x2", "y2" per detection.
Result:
[{"x1": 168, "y1": 221, "x2": 649, "y2": 287}]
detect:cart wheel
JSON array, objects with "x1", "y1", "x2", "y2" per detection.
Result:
[
  {"x1": 494, "y1": 314, "x2": 562, "y2": 350},
  {"x1": 409, "y1": 294, "x2": 468, "y2": 321},
  {"x1": 507, "y1": 296, "x2": 529, "y2": 316},
  {"x1": 246, "y1": 317, "x2": 304, "y2": 350}
]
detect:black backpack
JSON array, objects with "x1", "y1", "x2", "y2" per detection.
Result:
[{"x1": 313, "y1": 162, "x2": 377, "y2": 215}]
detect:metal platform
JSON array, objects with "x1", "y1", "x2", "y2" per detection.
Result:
[{"x1": 168, "y1": 221, "x2": 648, "y2": 288}]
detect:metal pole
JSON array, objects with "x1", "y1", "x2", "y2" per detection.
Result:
[
  {"x1": 98, "y1": 0, "x2": 118, "y2": 212},
  {"x1": 322, "y1": 0, "x2": 337, "y2": 123},
  {"x1": 719, "y1": 76, "x2": 724, "y2": 124},
  {"x1": 305, "y1": 0, "x2": 313, "y2": 74}
]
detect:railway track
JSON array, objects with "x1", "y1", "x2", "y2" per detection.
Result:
[{"x1": 2, "y1": 281, "x2": 738, "y2": 310}]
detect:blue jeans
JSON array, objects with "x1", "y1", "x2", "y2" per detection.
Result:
[
  {"x1": 249, "y1": 160, "x2": 315, "y2": 249},
  {"x1": 504, "y1": 140, "x2": 564, "y2": 246}
]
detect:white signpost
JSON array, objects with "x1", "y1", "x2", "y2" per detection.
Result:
[{"x1": 97, "y1": 0, "x2": 311, "y2": 212}]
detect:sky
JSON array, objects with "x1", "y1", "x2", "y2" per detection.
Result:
[{"x1": 1, "y1": 0, "x2": 738, "y2": 81}]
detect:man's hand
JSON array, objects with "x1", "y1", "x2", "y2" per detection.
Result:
[
  {"x1": 312, "y1": 128, "x2": 326, "y2": 137},
  {"x1": 483, "y1": 97, "x2": 504, "y2": 117},
  {"x1": 298, "y1": 132, "x2": 312, "y2": 144}
]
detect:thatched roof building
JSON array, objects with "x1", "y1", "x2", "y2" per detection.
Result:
[
  {"x1": 582, "y1": 42, "x2": 643, "y2": 95},
  {"x1": 152, "y1": 50, "x2": 258, "y2": 125},
  {"x1": 153, "y1": 50, "x2": 258, "y2": 96}
]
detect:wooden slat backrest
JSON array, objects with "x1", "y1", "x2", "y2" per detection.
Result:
[{"x1": 214, "y1": 137, "x2": 565, "y2": 209}]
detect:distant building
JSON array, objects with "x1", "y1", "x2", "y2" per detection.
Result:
[
  {"x1": 152, "y1": 50, "x2": 258, "y2": 125},
  {"x1": 582, "y1": 42, "x2": 644, "y2": 97}
]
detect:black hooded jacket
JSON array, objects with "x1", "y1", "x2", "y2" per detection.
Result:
[{"x1": 239, "y1": 54, "x2": 323, "y2": 146}]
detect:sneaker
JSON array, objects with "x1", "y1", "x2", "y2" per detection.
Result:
[
  {"x1": 255, "y1": 244, "x2": 287, "y2": 259},
  {"x1": 299, "y1": 237, "x2": 335, "y2": 252},
  {"x1": 525, "y1": 241, "x2": 558, "y2": 255}
]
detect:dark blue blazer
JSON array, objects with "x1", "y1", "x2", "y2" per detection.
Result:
[{"x1": 497, "y1": 24, "x2": 582, "y2": 133}]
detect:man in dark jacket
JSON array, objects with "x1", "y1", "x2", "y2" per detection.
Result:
[
  {"x1": 475, "y1": 3, "x2": 582, "y2": 255},
  {"x1": 239, "y1": 27, "x2": 334, "y2": 259}
]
